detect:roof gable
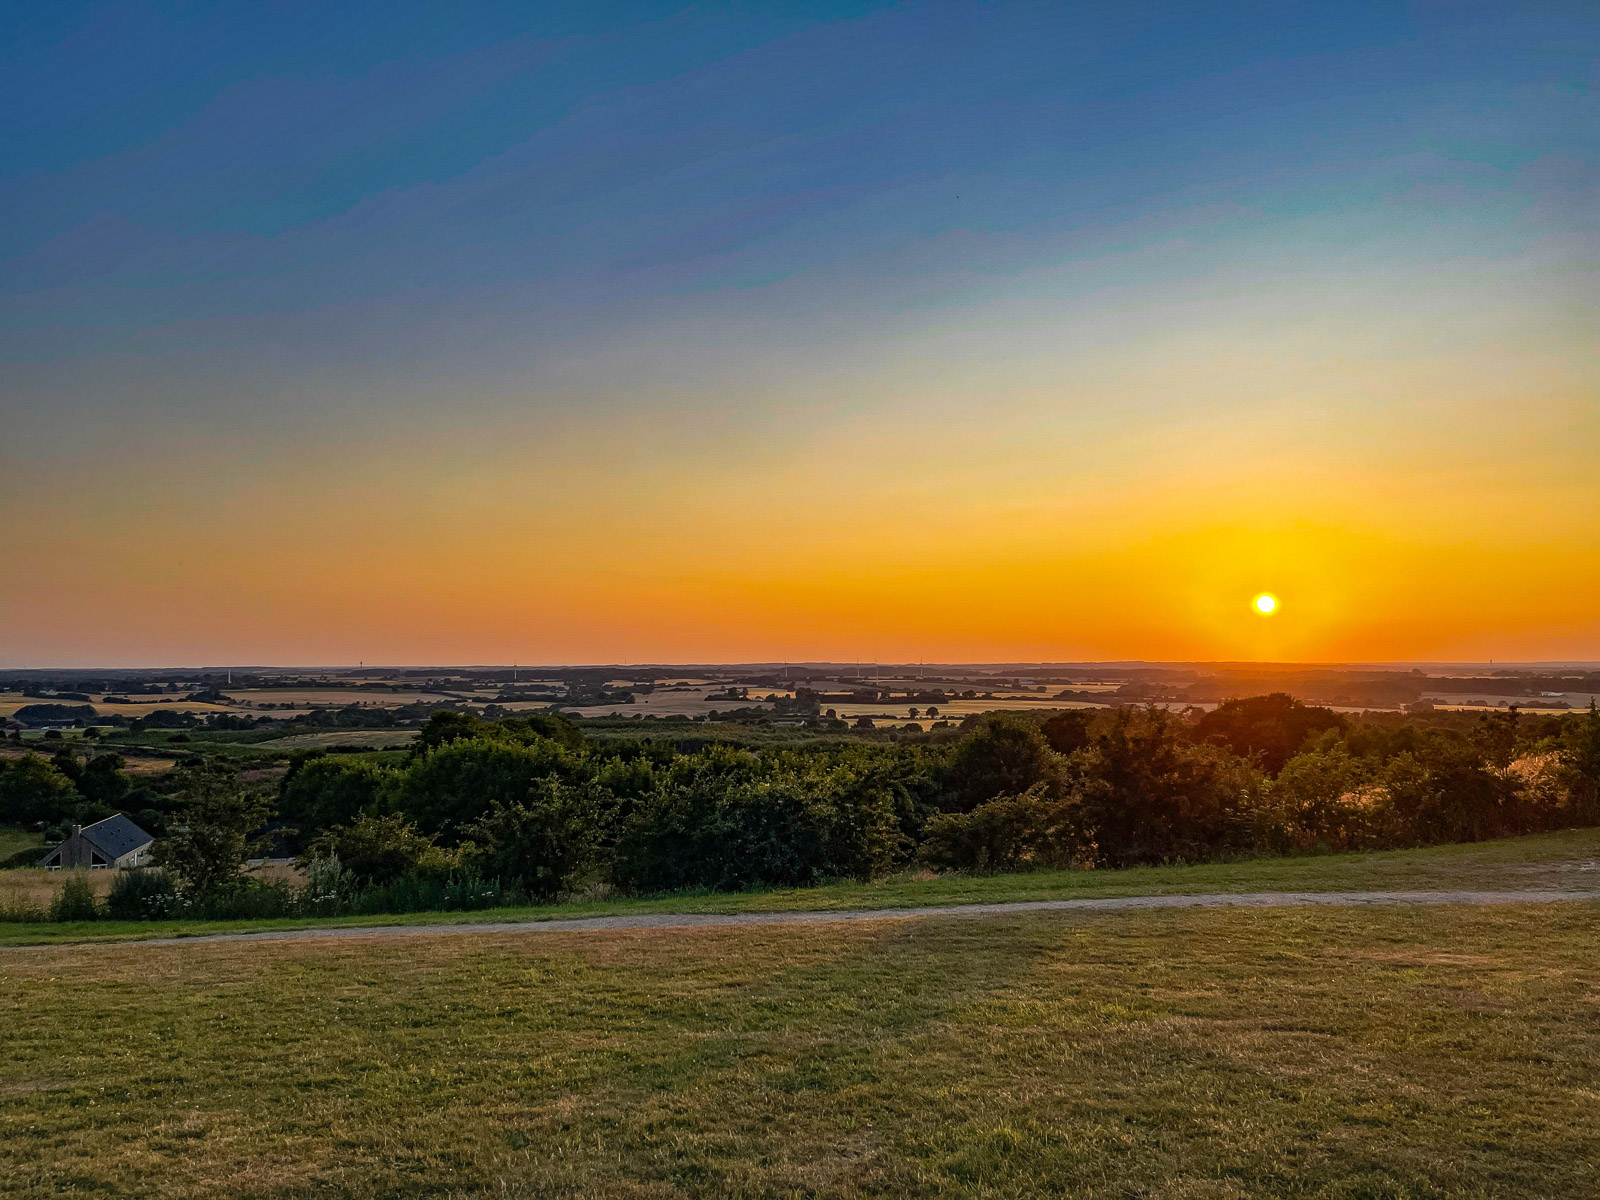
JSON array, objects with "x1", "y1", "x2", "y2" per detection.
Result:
[{"x1": 80, "y1": 813, "x2": 153, "y2": 859}]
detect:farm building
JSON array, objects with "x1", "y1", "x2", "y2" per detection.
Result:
[{"x1": 40, "y1": 814, "x2": 154, "y2": 870}]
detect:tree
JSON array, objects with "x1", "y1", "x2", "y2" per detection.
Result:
[
  {"x1": 944, "y1": 714, "x2": 1059, "y2": 811},
  {"x1": 1040, "y1": 710, "x2": 1092, "y2": 755},
  {"x1": 152, "y1": 762, "x2": 272, "y2": 896},
  {"x1": 77, "y1": 754, "x2": 130, "y2": 808},
  {"x1": 1194, "y1": 693, "x2": 1345, "y2": 775},
  {"x1": 1077, "y1": 707, "x2": 1263, "y2": 865},
  {"x1": 0, "y1": 755, "x2": 80, "y2": 827},
  {"x1": 277, "y1": 755, "x2": 395, "y2": 840},
  {"x1": 414, "y1": 709, "x2": 486, "y2": 754},
  {"x1": 395, "y1": 736, "x2": 576, "y2": 838}
]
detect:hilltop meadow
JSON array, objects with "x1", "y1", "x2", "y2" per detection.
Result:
[{"x1": 5, "y1": 690, "x2": 1600, "y2": 1197}]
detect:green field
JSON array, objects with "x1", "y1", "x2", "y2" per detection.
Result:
[
  {"x1": 3, "y1": 898, "x2": 1597, "y2": 1198},
  {"x1": 4, "y1": 826, "x2": 1599, "y2": 948}
]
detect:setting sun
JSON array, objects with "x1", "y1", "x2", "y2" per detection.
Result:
[{"x1": 1254, "y1": 593, "x2": 1278, "y2": 616}]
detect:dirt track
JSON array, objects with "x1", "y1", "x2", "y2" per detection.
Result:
[{"x1": 120, "y1": 888, "x2": 1600, "y2": 947}]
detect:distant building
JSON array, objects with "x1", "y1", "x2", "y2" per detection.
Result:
[{"x1": 40, "y1": 814, "x2": 154, "y2": 870}]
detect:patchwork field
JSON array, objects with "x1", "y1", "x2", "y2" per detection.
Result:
[{"x1": 3, "y1": 901, "x2": 1598, "y2": 1198}]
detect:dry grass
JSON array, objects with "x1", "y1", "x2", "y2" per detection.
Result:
[
  {"x1": 3, "y1": 902, "x2": 1598, "y2": 1197},
  {"x1": 0, "y1": 862, "x2": 302, "y2": 914}
]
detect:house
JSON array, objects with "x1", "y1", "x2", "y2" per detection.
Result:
[{"x1": 40, "y1": 814, "x2": 154, "y2": 870}]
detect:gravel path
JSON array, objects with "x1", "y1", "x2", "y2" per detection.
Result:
[{"x1": 130, "y1": 888, "x2": 1600, "y2": 947}]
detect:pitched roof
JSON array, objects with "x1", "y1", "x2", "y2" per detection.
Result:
[{"x1": 80, "y1": 813, "x2": 153, "y2": 860}]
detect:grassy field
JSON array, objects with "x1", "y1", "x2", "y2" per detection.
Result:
[
  {"x1": 3, "y1": 901, "x2": 1597, "y2": 1197},
  {"x1": 3, "y1": 826, "x2": 1598, "y2": 947},
  {"x1": 0, "y1": 826, "x2": 45, "y2": 863}
]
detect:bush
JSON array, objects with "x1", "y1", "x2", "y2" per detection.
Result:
[
  {"x1": 1077, "y1": 708, "x2": 1265, "y2": 866},
  {"x1": 49, "y1": 873, "x2": 99, "y2": 922},
  {"x1": 615, "y1": 764, "x2": 903, "y2": 893},
  {"x1": 395, "y1": 737, "x2": 576, "y2": 838},
  {"x1": 919, "y1": 785, "x2": 1090, "y2": 873},
  {"x1": 466, "y1": 779, "x2": 606, "y2": 898},
  {"x1": 105, "y1": 869, "x2": 178, "y2": 920},
  {"x1": 943, "y1": 714, "x2": 1061, "y2": 811},
  {"x1": 278, "y1": 755, "x2": 396, "y2": 841},
  {"x1": 1265, "y1": 739, "x2": 1390, "y2": 852},
  {"x1": 304, "y1": 813, "x2": 451, "y2": 885}
]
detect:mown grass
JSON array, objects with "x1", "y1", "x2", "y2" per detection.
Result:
[
  {"x1": 3, "y1": 826, "x2": 1598, "y2": 947},
  {"x1": 3, "y1": 901, "x2": 1598, "y2": 1197}
]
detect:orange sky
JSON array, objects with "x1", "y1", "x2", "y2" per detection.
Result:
[{"x1": 3, "y1": 4, "x2": 1596, "y2": 667}]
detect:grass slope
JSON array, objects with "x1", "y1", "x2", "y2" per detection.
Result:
[
  {"x1": 3, "y1": 826, "x2": 1598, "y2": 947},
  {"x1": 3, "y1": 902, "x2": 1598, "y2": 1197}
]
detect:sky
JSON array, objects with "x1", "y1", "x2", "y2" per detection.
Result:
[{"x1": 2, "y1": 1, "x2": 1596, "y2": 667}]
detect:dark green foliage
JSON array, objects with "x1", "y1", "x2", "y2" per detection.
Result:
[
  {"x1": 614, "y1": 749, "x2": 907, "y2": 893},
  {"x1": 13, "y1": 703, "x2": 97, "y2": 725},
  {"x1": 1264, "y1": 736, "x2": 1387, "y2": 851},
  {"x1": 944, "y1": 713, "x2": 1060, "y2": 811},
  {"x1": 27, "y1": 692, "x2": 1600, "y2": 925},
  {"x1": 466, "y1": 779, "x2": 606, "y2": 897},
  {"x1": 413, "y1": 710, "x2": 584, "y2": 757},
  {"x1": 152, "y1": 760, "x2": 273, "y2": 897},
  {"x1": 1194, "y1": 693, "x2": 1345, "y2": 775},
  {"x1": 48, "y1": 874, "x2": 99, "y2": 922},
  {"x1": 414, "y1": 709, "x2": 486, "y2": 753},
  {"x1": 1077, "y1": 708, "x2": 1264, "y2": 866},
  {"x1": 305, "y1": 814, "x2": 450, "y2": 885},
  {"x1": 1040, "y1": 710, "x2": 1093, "y2": 755},
  {"x1": 77, "y1": 754, "x2": 130, "y2": 807},
  {"x1": 1556, "y1": 703, "x2": 1600, "y2": 823},
  {"x1": 919, "y1": 785, "x2": 1088, "y2": 873},
  {"x1": 1380, "y1": 739, "x2": 1523, "y2": 845},
  {"x1": 0, "y1": 755, "x2": 81, "y2": 827},
  {"x1": 395, "y1": 736, "x2": 575, "y2": 837},
  {"x1": 105, "y1": 869, "x2": 178, "y2": 921},
  {"x1": 277, "y1": 754, "x2": 394, "y2": 839},
  {"x1": 49, "y1": 748, "x2": 83, "y2": 785}
]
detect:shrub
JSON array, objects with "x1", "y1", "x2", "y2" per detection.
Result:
[
  {"x1": 1266, "y1": 740, "x2": 1391, "y2": 851},
  {"x1": 943, "y1": 714, "x2": 1061, "y2": 811},
  {"x1": 105, "y1": 869, "x2": 178, "y2": 920},
  {"x1": 615, "y1": 759, "x2": 905, "y2": 893},
  {"x1": 395, "y1": 737, "x2": 575, "y2": 838},
  {"x1": 1076, "y1": 707, "x2": 1265, "y2": 866},
  {"x1": 919, "y1": 785, "x2": 1090, "y2": 873},
  {"x1": 49, "y1": 873, "x2": 99, "y2": 922},
  {"x1": 466, "y1": 779, "x2": 606, "y2": 898},
  {"x1": 304, "y1": 813, "x2": 451, "y2": 885}
]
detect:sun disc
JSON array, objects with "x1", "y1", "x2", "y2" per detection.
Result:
[{"x1": 1253, "y1": 593, "x2": 1278, "y2": 615}]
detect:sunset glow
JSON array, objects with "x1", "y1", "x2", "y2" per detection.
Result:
[{"x1": 1, "y1": 3, "x2": 1596, "y2": 667}]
